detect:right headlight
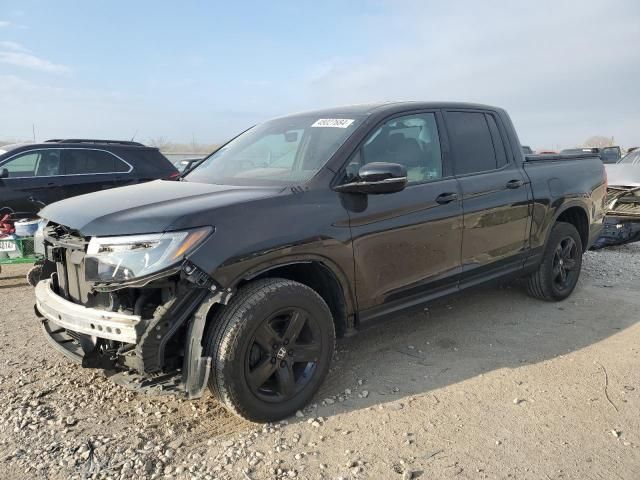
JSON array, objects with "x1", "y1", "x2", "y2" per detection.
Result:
[{"x1": 84, "y1": 227, "x2": 212, "y2": 283}]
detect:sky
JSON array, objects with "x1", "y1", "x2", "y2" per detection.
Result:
[{"x1": 0, "y1": 0, "x2": 639, "y2": 150}]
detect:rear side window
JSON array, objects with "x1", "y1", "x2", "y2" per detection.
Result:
[
  {"x1": 122, "y1": 149, "x2": 178, "y2": 176},
  {"x1": 62, "y1": 149, "x2": 130, "y2": 175},
  {"x1": 447, "y1": 111, "x2": 505, "y2": 175}
]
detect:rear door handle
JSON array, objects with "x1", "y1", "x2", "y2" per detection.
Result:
[
  {"x1": 506, "y1": 179, "x2": 524, "y2": 189},
  {"x1": 435, "y1": 192, "x2": 458, "y2": 204}
]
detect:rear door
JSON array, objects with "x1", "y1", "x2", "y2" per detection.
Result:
[
  {"x1": 118, "y1": 148, "x2": 179, "y2": 184},
  {"x1": 444, "y1": 109, "x2": 531, "y2": 286},
  {"x1": 340, "y1": 111, "x2": 463, "y2": 318},
  {"x1": 60, "y1": 148, "x2": 131, "y2": 198}
]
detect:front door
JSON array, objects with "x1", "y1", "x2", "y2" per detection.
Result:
[
  {"x1": 0, "y1": 149, "x2": 65, "y2": 215},
  {"x1": 338, "y1": 111, "x2": 463, "y2": 319}
]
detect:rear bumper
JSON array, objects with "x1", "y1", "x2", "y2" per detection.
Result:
[{"x1": 34, "y1": 279, "x2": 141, "y2": 343}]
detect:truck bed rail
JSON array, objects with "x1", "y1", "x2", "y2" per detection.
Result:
[{"x1": 524, "y1": 153, "x2": 601, "y2": 162}]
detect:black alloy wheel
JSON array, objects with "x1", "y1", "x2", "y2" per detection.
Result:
[
  {"x1": 246, "y1": 308, "x2": 322, "y2": 403},
  {"x1": 205, "y1": 278, "x2": 335, "y2": 422},
  {"x1": 527, "y1": 221, "x2": 583, "y2": 301},
  {"x1": 552, "y1": 236, "x2": 580, "y2": 292}
]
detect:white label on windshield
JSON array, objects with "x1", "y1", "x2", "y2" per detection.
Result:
[{"x1": 311, "y1": 118, "x2": 355, "y2": 128}]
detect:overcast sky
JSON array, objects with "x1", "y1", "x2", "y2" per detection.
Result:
[{"x1": 0, "y1": 0, "x2": 638, "y2": 150}]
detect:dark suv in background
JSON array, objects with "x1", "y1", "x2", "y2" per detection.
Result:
[{"x1": 0, "y1": 139, "x2": 179, "y2": 217}]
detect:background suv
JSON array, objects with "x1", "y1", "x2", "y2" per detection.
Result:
[{"x1": 0, "y1": 139, "x2": 179, "y2": 217}]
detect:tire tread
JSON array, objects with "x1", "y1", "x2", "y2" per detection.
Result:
[{"x1": 204, "y1": 278, "x2": 334, "y2": 421}]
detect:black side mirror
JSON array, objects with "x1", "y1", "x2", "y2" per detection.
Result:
[
  {"x1": 0, "y1": 168, "x2": 8, "y2": 179},
  {"x1": 334, "y1": 162, "x2": 407, "y2": 194}
]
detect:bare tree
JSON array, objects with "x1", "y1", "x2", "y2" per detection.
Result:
[
  {"x1": 147, "y1": 136, "x2": 172, "y2": 151},
  {"x1": 584, "y1": 136, "x2": 615, "y2": 148}
]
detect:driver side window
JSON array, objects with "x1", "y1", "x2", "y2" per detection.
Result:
[
  {"x1": 1, "y1": 149, "x2": 62, "y2": 178},
  {"x1": 347, "y1": 113, "x2": 443, "y2": 184}
]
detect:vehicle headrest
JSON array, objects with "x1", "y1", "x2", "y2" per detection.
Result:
[{"x1": 395, "y1": 138, "x2": 423, "y2": 168}]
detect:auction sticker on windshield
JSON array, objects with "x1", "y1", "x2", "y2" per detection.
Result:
[{"x1": 311, "y1": 118, "x2": 355, "y2": 128}]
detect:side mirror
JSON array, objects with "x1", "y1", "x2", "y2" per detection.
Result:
[
  {"x1": 334, "y1": 162, "x2": 407, "y2": 194},
  {"x1": 0, "y1": 168, "x2": 8, "y2": 179}
]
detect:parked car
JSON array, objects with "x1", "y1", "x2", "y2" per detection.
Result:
[
  {"x1": 174, "y1": 157, "x2": 204, "y2": 173},
  {"x1": 0, "y1": 139, "x2": 180, "y2": 217},
  {"x1": 34, "y1": 102, "x2": 606, "y2": 421},
  {"x1": 521, "y1": 145, "x2": 534, "y2": 154},
  {"x1": 616, "y1": 149, "x2": 640, "y2": 166},
  {"x1": 592, "y1": 148, "x2": 640, "y2": 248},
  {"x1": 560, "y1": 146, "x2": 622, "y2": 164}
]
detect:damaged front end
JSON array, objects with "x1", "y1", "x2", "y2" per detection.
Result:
[
  {"x1": 34, "y1": 222, "x2": 226, "y2": 398},
  {"x1": 592, "y1": 185, "x2": 640, "y2": 249}
]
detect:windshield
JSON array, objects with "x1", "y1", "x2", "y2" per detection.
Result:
[
  {"x1": 186, "y1": 115, "x2": 364, "y2": 186},
  {"x1": 619, "y1": 150, "x2": 640, "y2": 165}
]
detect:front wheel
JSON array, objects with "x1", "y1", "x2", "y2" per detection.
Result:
[
  {"x1": 527, "y1": 221, "x2": 583, "y2": 301},
  {"x1": 204, "y1": 278, "x2": 335, "y2": 422}
]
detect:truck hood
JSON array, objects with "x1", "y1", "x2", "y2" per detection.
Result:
[{"x1": 40, "y1": 180, "x2": 283, "y2": 236}]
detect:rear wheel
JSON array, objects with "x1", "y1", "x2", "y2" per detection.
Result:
[
  {"x1": 204, "y1": 278, "x2": 335, "y2": 422},
  {"x1": 527, "y1": 221, "x2": 583, "y2": 301}
]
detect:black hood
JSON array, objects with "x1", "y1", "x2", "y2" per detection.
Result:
[{"x1": 40, "y1": 180, "x2": 283, "y2": 236}]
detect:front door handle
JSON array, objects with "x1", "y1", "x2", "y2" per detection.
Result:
[
  {"x1": 435, "y1": 192, "x2": 458, "y2": 204},
  {"x1": 506, "y1": 179, "x2": 524, "y2": 189}
]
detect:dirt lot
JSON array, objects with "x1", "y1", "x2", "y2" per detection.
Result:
[{"x1": 1, "y1": 245, "x2": 639, "y2": 480}]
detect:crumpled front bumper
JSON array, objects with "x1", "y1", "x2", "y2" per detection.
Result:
[
  {"x1": 35, "y1": 279, "x2": 141, "y2": 344},
  {"x1": 34, "y1": 277, "x2": 218, "y2": 399}
]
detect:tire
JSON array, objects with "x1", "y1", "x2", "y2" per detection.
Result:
[
  {"x1": 204, "y1": 278, "x2": 335, "y2": 422},
  {"x1": 26, "y1": 264, "x2": 43, "y2": 287},
  {"x1": 527, "y1": 221, "x2": 583, "y2": 301}
]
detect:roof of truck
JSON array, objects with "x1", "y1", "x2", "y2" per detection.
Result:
[{"x1": 276, "y1": 101, "x2": 502, "y2": 119}]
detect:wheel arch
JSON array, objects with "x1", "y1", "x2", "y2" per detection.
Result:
[
  {"x1": 552, "y1": 203, "x2": 590, "y2": 251},
  {"x1": 230, "y1": 257, "x2": 355, "y2": 337}
]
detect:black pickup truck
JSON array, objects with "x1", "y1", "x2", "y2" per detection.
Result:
[{"x1": 33, "y1": 102, "x2": 606, "y2": 421}]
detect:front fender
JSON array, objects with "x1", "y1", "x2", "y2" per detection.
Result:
[{"x1": 219, "y1": 253, "x2": 357, "y2": 317}]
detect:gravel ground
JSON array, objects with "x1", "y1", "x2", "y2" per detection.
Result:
[{"x1": 1, "y1": 245, "x2": 640, "y2": 479}]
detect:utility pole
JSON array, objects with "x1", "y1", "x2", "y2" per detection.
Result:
[{"x1": 32, "y1": 124, "x2": 36, "y2": 142}]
